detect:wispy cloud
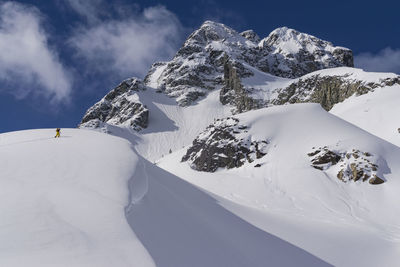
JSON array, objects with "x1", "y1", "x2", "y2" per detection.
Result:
[
  {"x1": 68, "y1": 4, "x2": 184, "y2": 79},
  {"x1": 0, "y1": 2, "x2": 72, "y2": 102},
  {"x1": 355, "y1": 47, "x2": 400, "y2": 74},
  {"x1": 63, "y1": 0, "x2": 106, "y2": 24}
]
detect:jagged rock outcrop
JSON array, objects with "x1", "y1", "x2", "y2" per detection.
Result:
[
  {"x1": 220, "y1": 59, "x2": 264, "y2": 113},
  {"x1": 144, "y1": 21, "x2": 353, "y2": 106},
  {"x1": 79, "y1": 78, "x2": 149, "y2": 131},
  {"x1": 308, "y1": 146, "x2": 385, "y2": 184},
  {"x1": 273, "y1": 69, "x2": 400, "y2": 110},
  {"x1": 182, "y1": 117, "x2": 269, "y2": 172}
]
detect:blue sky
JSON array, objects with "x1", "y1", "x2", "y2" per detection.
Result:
[{"x1": 0, "y1": 0, "x2": 399, "y2": 133}]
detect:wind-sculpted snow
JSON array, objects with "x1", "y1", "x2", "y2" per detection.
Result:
[
  {"x1": 0, "y1": 128, "x2": 332, "y2": 266},
  {"x1": 331, "y1": 84, "x2": 400, "y2": 147},
  {"x1": 0, "y1": 129, "x2": 154, "y2": 267},
  {"x1": 126, "y1": 156, "x2": 330, "y2": 267}
]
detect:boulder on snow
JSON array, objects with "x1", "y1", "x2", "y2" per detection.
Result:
[
  {"x1": 182, "y1": 117, "x2": 269, "y2": 172},
  {"x1": 308, "y1": 147, "x2": 385, "y2": 184}
]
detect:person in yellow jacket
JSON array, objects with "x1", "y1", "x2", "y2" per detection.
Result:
[{"x1": 55, "y1": 128, "x2": 61, "y2": 138}]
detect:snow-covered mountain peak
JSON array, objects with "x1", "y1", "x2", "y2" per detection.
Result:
[
  {"x1": 184, "y1": 20, "x2": 250, "y2": 47},
  {"x1": 260, "y1": 26, "x2": 330, "y2": 50},
  {"x1": 257, "y1": 26, "x2": 354, "y2": 77},
  {"x1": 240, "y1": 29, "x2": 261, "y2": 43},
  {"x1": 141, "y1": 21, "x2": 354, "y2": 107}
]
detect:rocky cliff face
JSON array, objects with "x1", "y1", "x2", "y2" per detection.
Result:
[
  {"x1": 181, "y1": 117, "x2": 269, "y2": 172},
  {"x1": 79, "y1": 78, "x2": 148, "y2": 131},
  {"x1": 272, "y1": 68, "x2": 400, "y2": 110},
  {"x1": 220, "y1": 66, "x2": 400, "y2": 113},
  {"x1": 144, "y1": 21, "x2": 353, "y2": 106},
  {"x1": 220, "y1": 59, "x2": 265, "y2": 113}
]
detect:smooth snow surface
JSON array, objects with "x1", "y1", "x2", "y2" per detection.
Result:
[
  {"x1": 0, "y1": 129, "x2": 154, "y2": 267},
  {"x1": 331, "y1": 84, "x2": 400, "y2": 147},
  {"x1": 126, "y1": 157, "x2": 329, "y2": 267},
  {"x1": 0, "y1": 128, "x2": 328, "y2": 266}
]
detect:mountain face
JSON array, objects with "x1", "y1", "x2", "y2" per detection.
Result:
[
  {"x1": 80, "y1": 78, "x2": 148, "y2": 131},
  {"x1": 258, "y1": 27, "x2": 354, "y2": 77},
  {"x1": 79, "y1": 20, "x2": 399, "y2": 135},
  {"x1": 144, "y1": 21, "x2": 354, "y2": 106},
  {"x1": 80, "y1": 20, "x2": 361, "y2": 130},
  {"x1": 69, "y1": 20, "x2": 400, "y2": 266}
]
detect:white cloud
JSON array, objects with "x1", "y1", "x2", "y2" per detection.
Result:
[
  {"x1": 0, "y1": 2, "x2": 72, "y2": 102},
  {"x1": 68, "y1": 5, "x2": 184, "y2": 79},
  {"x1": 355, "y1": 47, "x2": 400, "y2": 74}
]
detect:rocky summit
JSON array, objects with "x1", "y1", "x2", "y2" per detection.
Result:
[{"x1": 144, "y1": 21, "x2": 354, "y2": 106}]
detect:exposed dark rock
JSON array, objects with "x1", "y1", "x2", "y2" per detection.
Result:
[
  {"x1": 144, "y1": 21, "x2": 354, "y2": 106},
  {"x1": 79, "y1": 78, "x2": 149, "y2": 131},
  {"x1": 182, "y1": 117, "x2": 269, "y2": 172},
  {"x1": 272, "y1": 74, "x2": 400, "y2": 111},
  {"x1": 369, "y1": 175, "x2": 384, "y2": 185},
  {"x1": 311, "y1": 149, "x2": 341, "y2": 166},
  {"x1": 240, "y1": 30, "x2": 261, "y2": 43},
  {"x1": 308, "y1": 147, "x2": 385, "y2": 184},
  {"x1": 220, "y1": 59, "x2": 264, "y2": 113}
]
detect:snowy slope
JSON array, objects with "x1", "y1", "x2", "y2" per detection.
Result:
[
  {"x1": 0, "y1": 129, "x2": 153, "y2": 267},
  {"x1": 0, "y1": 128, "x2": 330, "y2": 266},
  {"x1": 87, "y1": 88, "x2": 232, "y2": 162},
  {"x1": 126, "y1": 156, "x2": 329, "y2": 267},
  {"x1": 158, "y1": 103, "x2": 400, "y2": 267},
  {"x1": 331, "y1": 84, "x2": 400, "y2": 147}
]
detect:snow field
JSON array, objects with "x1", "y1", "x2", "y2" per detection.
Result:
[
  {"x1": 158, "y1": 103, "x2": 400, "y2": 266},
  {"x1": 0, "y1": 129, "x2": 154, "y2": 267}
]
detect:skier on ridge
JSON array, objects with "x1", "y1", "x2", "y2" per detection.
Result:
[{"x1": 55, "y1": 128, "x2": 61, "y2": 138}]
